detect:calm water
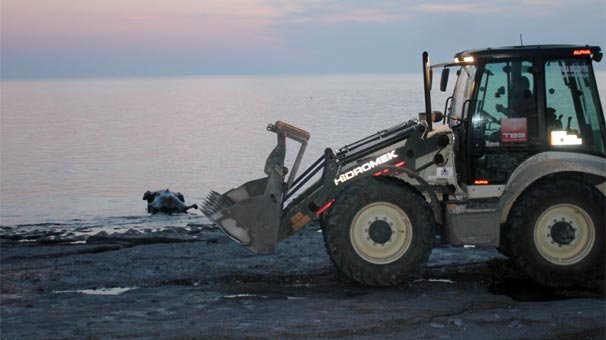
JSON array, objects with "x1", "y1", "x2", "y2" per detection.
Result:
[
  {"x1": 1, "y1": 74, "x2": 432, "y2": 226},
  {"x1": 1, "y1": 73, "x2": 604, "y2": 227}
]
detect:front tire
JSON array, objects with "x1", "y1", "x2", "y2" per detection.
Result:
[
  {"x1": 322, "y1": 177, "x2": 434, "y2": 286},
  {"x1": 507, "y1": 178, "x2": 605, "y2": 287}
]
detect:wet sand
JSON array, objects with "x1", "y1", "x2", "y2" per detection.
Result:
[{"x1": 1, "y1": 223, "x2": 604, "y2": 339}]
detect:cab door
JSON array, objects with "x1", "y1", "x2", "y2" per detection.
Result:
[{"x1": 467, "y1": 59, "x2": 544, "y2": 185}]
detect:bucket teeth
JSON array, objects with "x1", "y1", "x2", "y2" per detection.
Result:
[{"x1": 201, "y1": 190, "x2": 233, "y2": 218}]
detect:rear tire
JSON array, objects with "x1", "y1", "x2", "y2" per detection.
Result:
[
  {"x1": 507, "y1": 178, "x2": 605, "y2": 287},
  {"x1": 322, "y1": 177, "x2": 434, "y2": 286}
]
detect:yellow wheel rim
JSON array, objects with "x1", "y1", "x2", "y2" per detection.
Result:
[{"x1": 350, "y1": 202, "x2": 412, "y2": 264}]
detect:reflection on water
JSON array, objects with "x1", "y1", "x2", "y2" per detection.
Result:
[
  {"x1": 2, "y1": 73, "x2": 604, "y2": 226},
  {"x1": 0, "y1": 75, "x2": 428, "y2": 226},
  {"x1": 54, "y1": 287, "x2": 138, "y2": 296}
]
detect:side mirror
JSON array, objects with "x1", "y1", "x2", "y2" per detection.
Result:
[
  {"x1": 431, "y1": 111, "x2": 444, "y2": 122},
  {"x1": 440, "y1": 68, "x2": 450, "y2": 92},
  {"x1": 593, "y1": 51, "x2": 603, "y2": 62},
  {"x1": 418, "y1": 111, "x2": 444, "y2": 123}
]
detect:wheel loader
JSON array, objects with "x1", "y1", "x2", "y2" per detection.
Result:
[{"x1": 202, "y1": 45, "x2": 606, "y2": 287}]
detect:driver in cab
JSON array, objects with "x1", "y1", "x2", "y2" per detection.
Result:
[{"x1": 495, "y1": 76, "x2": 536, "y2": 117}]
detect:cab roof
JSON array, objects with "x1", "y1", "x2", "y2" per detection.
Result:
[{"x1": 455, "y1": 44, "x2": 602, "y2": 62}]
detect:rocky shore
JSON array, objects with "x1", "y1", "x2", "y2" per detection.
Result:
[{"x1": 1, "y1": 220, "x2": 604, "y2": 339}]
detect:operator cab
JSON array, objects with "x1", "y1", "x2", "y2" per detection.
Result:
[{"x1": 435, "y1": 45, "x2": 605, "y2": 187}]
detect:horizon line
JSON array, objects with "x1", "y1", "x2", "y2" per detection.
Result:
[{"x1": 0, "y1": 70, "x2": 424, "y2": 82}]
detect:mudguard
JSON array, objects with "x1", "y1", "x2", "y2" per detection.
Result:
[{"x1": 498, "y1": 151, "x2": 606, "y2": 223}]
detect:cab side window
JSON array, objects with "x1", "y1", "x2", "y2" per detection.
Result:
[{"x1": 545, "y1": 59, "x2": 605, "y2": 153}]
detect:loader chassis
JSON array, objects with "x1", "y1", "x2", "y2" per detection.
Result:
[{"x1": 203, "y1": 45, "x2": 605, "y2": 288}]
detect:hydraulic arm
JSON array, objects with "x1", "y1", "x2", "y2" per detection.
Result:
[{"x1": 202, "y1": 118, "x2": 447, "y2": 254}]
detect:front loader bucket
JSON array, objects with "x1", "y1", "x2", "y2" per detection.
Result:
[
  {"x1": 201, "y1": 178, "x2": 282, "y2": 254},
  {"x1": 201, "y1": 121, "x2": 310, "y2": 254}
]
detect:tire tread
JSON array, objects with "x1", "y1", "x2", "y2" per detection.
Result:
[
  {"x1": 321, "y1": 177, "x2": 434, "y2": 287},
  {"x1": 507, "y1": 178, "x2": 605, "y2": 287}
]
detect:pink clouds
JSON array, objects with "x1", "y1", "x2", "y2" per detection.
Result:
[
  {"x1": 1, "y1": 0, "x2": 288, "y2": 52},
  {"x1": 414, "y1": 3, "x2": 502, "y2": 13},
  {"x1": 3, "y1": 0, "x2": 603, "y2": 78},
  {"x1": 125, "y1": 15, "x2": 159, "y2": 21},
  {"x1": 290, "y1": 9, "x2": 408, "y2": 24}
]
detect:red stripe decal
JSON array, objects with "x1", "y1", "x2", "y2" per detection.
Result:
[{"x1": 316, "y1": 199, "x2": 336, "y2": 216}]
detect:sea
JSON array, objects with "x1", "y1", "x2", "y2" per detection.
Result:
[{"x1": 1, "y1": 73, "x2": 604, "y2": 230}]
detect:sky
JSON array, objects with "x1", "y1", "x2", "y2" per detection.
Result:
[{"x1": 1, "y1": 0, "x2": 605, "y2": 79}]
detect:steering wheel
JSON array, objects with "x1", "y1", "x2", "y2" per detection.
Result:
[{"x1": 481, "y1": 109, "x2": 500, "y2": 125}]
